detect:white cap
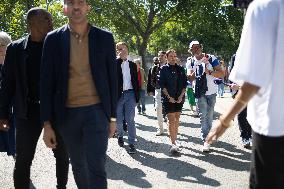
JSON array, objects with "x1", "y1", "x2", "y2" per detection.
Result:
[{"x1": 189, "y1": 40, "x2": 200, "y2": 49}]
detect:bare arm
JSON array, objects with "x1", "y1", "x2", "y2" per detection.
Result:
[
  {"x1": 187, "y1": 69, "x2": 195, "y2": 82},
  {"x1": 162, "y1": 88, "x2": 175, "y2": 103},
  {"x1": 177, "y1": 88, "x2": 186, "y2": 103},
  {"x1": 206, "y1": 82, "x2": 260, "y2": 142},
  {"x1": 206, "y1": 64, "x2": 224, "y2": 78}
]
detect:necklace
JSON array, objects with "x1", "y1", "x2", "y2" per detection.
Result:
[{"x1": 69, "y1": 24, "x2": 90, "y2": 44}]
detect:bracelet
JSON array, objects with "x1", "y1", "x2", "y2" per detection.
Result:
[
  {"x1": 235, "y1": 97, "x2": 247, "y2": 106},
  {"x1": 219, "y1": 116, "x2": 231, "y2": 128}
]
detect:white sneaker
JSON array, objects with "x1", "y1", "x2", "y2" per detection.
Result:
[
  {"x1": 170, "y1": 144, "x2": 179, "y2": 154},
  {"x1": 156, "y1": 131, "x2": 164, "y2": 136},
  {"x1": 156, "y1": 129, "x2": 164, "y2": 136},
  {"x1": 175, "y1": 141, "x2": 182, "y2": 151},
  {"x1": 202, "y1": 142, "x2": 211, "y2": 152}
]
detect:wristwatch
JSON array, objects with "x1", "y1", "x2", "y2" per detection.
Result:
[
  {"x1": 110, "y1": 117, "x2": 117, "y2": 122},
  {"x1": 208, "y1": 70, "x2": 213, "y2": 75}
]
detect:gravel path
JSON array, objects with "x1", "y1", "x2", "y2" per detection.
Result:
[{"x1": 0, "y1": 92, "x2": 251, "y2": 189}]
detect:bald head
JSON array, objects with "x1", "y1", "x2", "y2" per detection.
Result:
[
  {"x1": 27, "y1": 8, "x2": 48, "y2": 26},
  {"x1": 26, "y1": 7, "x2": 53, "y2": 41}
]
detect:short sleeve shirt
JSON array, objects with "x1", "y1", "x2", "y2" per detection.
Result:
[
  {"x1": 187, "y1": 55, "x2": 219, "y2": 95},
  {"x1": 229, "y1": 0, "x2": 284, "y2": 136}
]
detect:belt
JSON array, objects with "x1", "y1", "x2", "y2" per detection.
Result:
[
  {"x1": 27, "y1": 98, "x2": 40, "y2": 104},
  {"x1": 123, "y1": 89, "x2": 134, "y2": 93}
]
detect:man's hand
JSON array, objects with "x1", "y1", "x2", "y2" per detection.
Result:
[
  {"x1": 206, "y1": 120, "x2": 228, "y2": 144},
  {"x1": 229, "y1": 83, "x2": 240, "y2": 90},
  {"x1": 43, "y1": 122, "x2": 57, "y2": 149},
  {"x1": 148, "y1": 92, "x2": 154, "y2": 96},
  {"x1": 0, "y1": 119, "x2": 9, "y2": 131},
  {"x1": 109, "y1": 121, "x2": 116, "y2": 138}
]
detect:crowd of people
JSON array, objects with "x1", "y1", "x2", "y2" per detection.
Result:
[{"x1": 0, "y1": 0, "x2": 283, "y2": 188}]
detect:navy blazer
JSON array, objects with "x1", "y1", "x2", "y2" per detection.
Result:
[
  {"x1": 0, "y1": 36, "x2": 31, "y2": 119},
  {"x1": 116, "y1": 58, "x2": 140, "y2": 103},
  {"x1": 159, "y1": 64, "x2": 187, "y2": 101},
  {"x1": 40, "y1": 25, "x2": 117, "y2": 126}
]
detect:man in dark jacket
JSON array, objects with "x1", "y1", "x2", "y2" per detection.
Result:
[
  {"x1": 41, "y1": 1, "x2": 117, "y2": 188},
  {"x1": 0, "y1": 8, "x2": 69, "y2": 189},
  {"x1": 151, "y1": 51, "x2": 167, "y2": 135},
  {"x1": 116, "y1": 42, "x2": 139, "y2": 154}
]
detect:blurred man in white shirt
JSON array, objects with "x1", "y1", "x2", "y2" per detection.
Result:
[{"x1": 207, "y1": 0, "x2": 284, "y2": 188}]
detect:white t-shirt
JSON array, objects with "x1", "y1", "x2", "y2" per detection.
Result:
[
  {"x1": 229, "y1": 0, "x2": 284, "y2": 137},
  {"x1": 187, "y1": 55, "x2": 219, "y2": 96}
]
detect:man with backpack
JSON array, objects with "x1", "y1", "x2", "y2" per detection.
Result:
[{"x1": 187, "y1": 41, "x2": 224, "y2": 152}]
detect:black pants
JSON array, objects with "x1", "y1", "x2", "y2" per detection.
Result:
[
  {"x1": 14, "y1": 103, "x2": 69, "y2": 189},
  {"x1": 250, "y1": 132, "x2": 284, "y2": 189},
  {"x1": 238, "y1": 107, "x2": 252, "y2": 140}
]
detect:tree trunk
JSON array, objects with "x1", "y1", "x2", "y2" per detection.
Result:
[{"x1": 138, "y1": 33, "x2": 150, "y2": 71}]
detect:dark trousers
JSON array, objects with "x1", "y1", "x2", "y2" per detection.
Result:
[
  {"x1": 59, "y1": 104, "x2": 108, "y2": 189},
  {"x1": 237, "y1": 107, "x2": 252, "y2": 140},
  {"x1": 14, "y1": 103, "x2": 69, "y2": 189},
  {"x1": 250, "y1": 132, "x2": 284, "y2": 189}
]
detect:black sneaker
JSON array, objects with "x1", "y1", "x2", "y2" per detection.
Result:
[
  {"x1": 128, "y1": 144, "x2": 136, "y2": 154},
  {"x1": 123, "y1": 120, "x2": 127, "y2": 132},
  {"x1": 163, "y1": 117, "x2": 167, "y2": 122},
  {"x1": 242, "y1": 138, "x2": 251, "y2": 149},
  {"x1": 118, "y1": 137, "x2": 124, "y2": 147}
]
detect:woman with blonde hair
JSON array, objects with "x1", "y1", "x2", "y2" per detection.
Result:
[{"x1": 0, "y1": 31, "x2": 15, "y2": 157}]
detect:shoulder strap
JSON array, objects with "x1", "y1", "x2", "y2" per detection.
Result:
[
  {"x1": 206, "y1": 54, "x2": 213, "y2": 65},
  {"x1": 191, "y1": 58, "x2": 195, "y2": 68}
]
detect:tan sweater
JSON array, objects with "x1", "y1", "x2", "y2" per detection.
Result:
[{"x1": 66, "y1": 30, "x2": 101, "y2": 107}]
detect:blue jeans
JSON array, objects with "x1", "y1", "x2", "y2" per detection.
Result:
[
  {"x1": 117, "y1": 90, "x2": 136, "y2": 145},
  {"x1": 59, "y1": 104, "x2": 108, "y2": 189},
  {"x1": 196, "y1": 94, "x2": 217, "y2": 141},
  {"x1": 137, "y1": 89, "x2": 146, "y2": 113},
  {"x1": 218, "y1": 83, "x2": 224, "y2": 97}
]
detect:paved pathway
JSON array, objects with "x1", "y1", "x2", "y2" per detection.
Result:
[{"x1": 0, "y1": 92, "x2": 251, "y2": 189}]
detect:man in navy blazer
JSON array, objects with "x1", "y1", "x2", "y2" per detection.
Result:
[
  {"x1": 0, "y1": 8, "x2": 69, "y2": 189},
  {"x1": 41, "y1": 1, "x2": 117, "y2": 188}
]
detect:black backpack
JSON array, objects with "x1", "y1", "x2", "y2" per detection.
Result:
[{"x1": 189, "y1": 55, "x2": 213, "y2": 98}]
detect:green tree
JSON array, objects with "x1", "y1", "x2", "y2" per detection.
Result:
[
  {"x1": 0, "y1": 0, "x2": 243, "y2": 64},
  {"x1": 148, "y1": 0, "x2": 243, "y2": 62},
  {"x1": 0, "y1": 0, "x2": 65, "y2": 40},
  {"x1": 89, "y1": 0, "x2": 191, "y2": 67}
]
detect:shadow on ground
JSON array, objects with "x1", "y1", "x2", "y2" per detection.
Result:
[
  {"x1": 106, "y1": 156, "x2": 152, "y2": 188},
  {"x1": 132, "y1": 151, "x2": 220, "y2": 187}
]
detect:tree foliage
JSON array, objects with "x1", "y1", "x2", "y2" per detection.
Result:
[
  {"x1": 89, "y1": 0, "x2": 192, "y2": 67},
  {"x1": 0, "y1": 0, "x2": 243, "y2": 64},
  {"x1": 0, "y1": 0, "x2": 65, "y2": 40}
]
